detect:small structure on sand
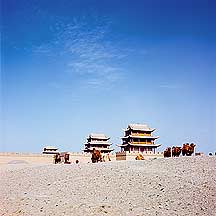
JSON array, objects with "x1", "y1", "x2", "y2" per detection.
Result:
[
  {"x1": 43, "y1": 146, "x2": 59, "y2": 154},
  {"x1": 83, "y1": 133, "x2": 114, "y2": 154}
]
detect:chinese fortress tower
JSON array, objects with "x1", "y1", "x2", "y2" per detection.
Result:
[
  {"x1": 118, "y1": 123, "x2": 161, "y2": 154},
  {"x1": 83, "y1": 133, "x2": 113, "y2": 153}
]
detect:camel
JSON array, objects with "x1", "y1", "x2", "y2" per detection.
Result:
[
  {"x1": 135, "y1": 153, "x2": 144, "y2": 160},
  {"x1": 102, "y1": 153, "x2": 111, "y2": 162},
  {"x1": 164, "y1": 147, "x2": 171, "y2": 157},
  {"x1": 182, "y1": 143, "x2": 189, "y2": 156},
  {"x1": 91, "y1": 148, "x2": 102, "y2": 163},
  {"x1": 182, "y1": 143, "x2": 196, "y2": 156},
  {"x1": 172, "y1": 146, "x2": 182, "y2": 157},
  {"x1": 64, "y1": 153, "x2": 70, "y2": 164},
  {"x1": 54, "y1": 153, "x2": 61, "y2": 164}
]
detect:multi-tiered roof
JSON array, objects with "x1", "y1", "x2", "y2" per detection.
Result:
[
  {"x1": 83, "y1": 133, "x2": 113, "y2": 153},
  {"x1": 118, "y1": 123, "x2": 161, "y2": 153}
]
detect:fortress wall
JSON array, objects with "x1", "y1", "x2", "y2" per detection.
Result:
[
  {"x1": 0, "y1": 152, "x2": 117, "y2": 164},
  {"x1": 68, "y1": 152, "x2": 116, "y2": 162},
  {"x1": 0, "y1": 151, "x2": 164, "y2": 165},
  {"x1": 116, "y1": 151, "x2": 164, "y2": 161}
]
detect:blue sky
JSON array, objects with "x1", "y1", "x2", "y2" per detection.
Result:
[{"x1": 1, "y1": 0, "x2": 216, "y2": 154}]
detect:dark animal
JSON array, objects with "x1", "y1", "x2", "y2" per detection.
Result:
[
  {"x1": 75, "y1": 160, "x2": 79, "y2": 164},
  {"x1": 164, "y1": 147, "x2": 171, "y2": 157},
  {"x1": 54, "y1": 153, "x2": 61, "y2": 164},
  {"x1": 182, "y1": 143, "x2": 189, "y2": 156},
  {"x1": 172, "y1": 146, "x2": 182, "y2": 157},
  {"x1": 91, "y1": 148, "x2": 102, "y2": 163},
  {"x1": 182, "y1": 143, "x2": 196, "y2": 156},
  {"x1": 64, "y1": 153, "x2": 70, "y2": 164}
]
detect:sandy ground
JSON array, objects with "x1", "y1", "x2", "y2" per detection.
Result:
[
  {"x1": 0, "y1": 153, "x2": 92, "y2": 168},
  {"x1": 0, "y1": 155, "x2": 215, "y2": 216}
]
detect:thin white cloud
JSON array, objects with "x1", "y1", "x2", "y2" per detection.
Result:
[
  {"x1": 159, "y1": 84, "x2": 182, "y2": 89},
  {"x1": 32, "y1": 44, "x2": 53, "y2": 54},
  {"x1": 32, "y1": 16, "x2": 131, "y2": 88}
]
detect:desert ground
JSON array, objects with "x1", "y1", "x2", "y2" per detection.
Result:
[{"x1": 0, "y1": 154, "x2": 215, "y2": 216}]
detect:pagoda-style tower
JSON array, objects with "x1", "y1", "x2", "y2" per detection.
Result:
[
  {"x1": 118, "y1": 123, "x2": 161, "y2": 154},
  {"x1": 83, "y1": 133, "x2": 113, "y2": 153}
]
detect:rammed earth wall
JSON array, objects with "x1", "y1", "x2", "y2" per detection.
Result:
[{"x1": 116, "y1": 152, "x2": 164, "y2": 161}]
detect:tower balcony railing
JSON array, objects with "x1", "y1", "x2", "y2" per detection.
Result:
[
  {"x1": 130, "y1": 141, "x2": 153, "y2": 145},
  {"x1": 131, "y1": 132, "x2": 151, "y2": 136}
]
